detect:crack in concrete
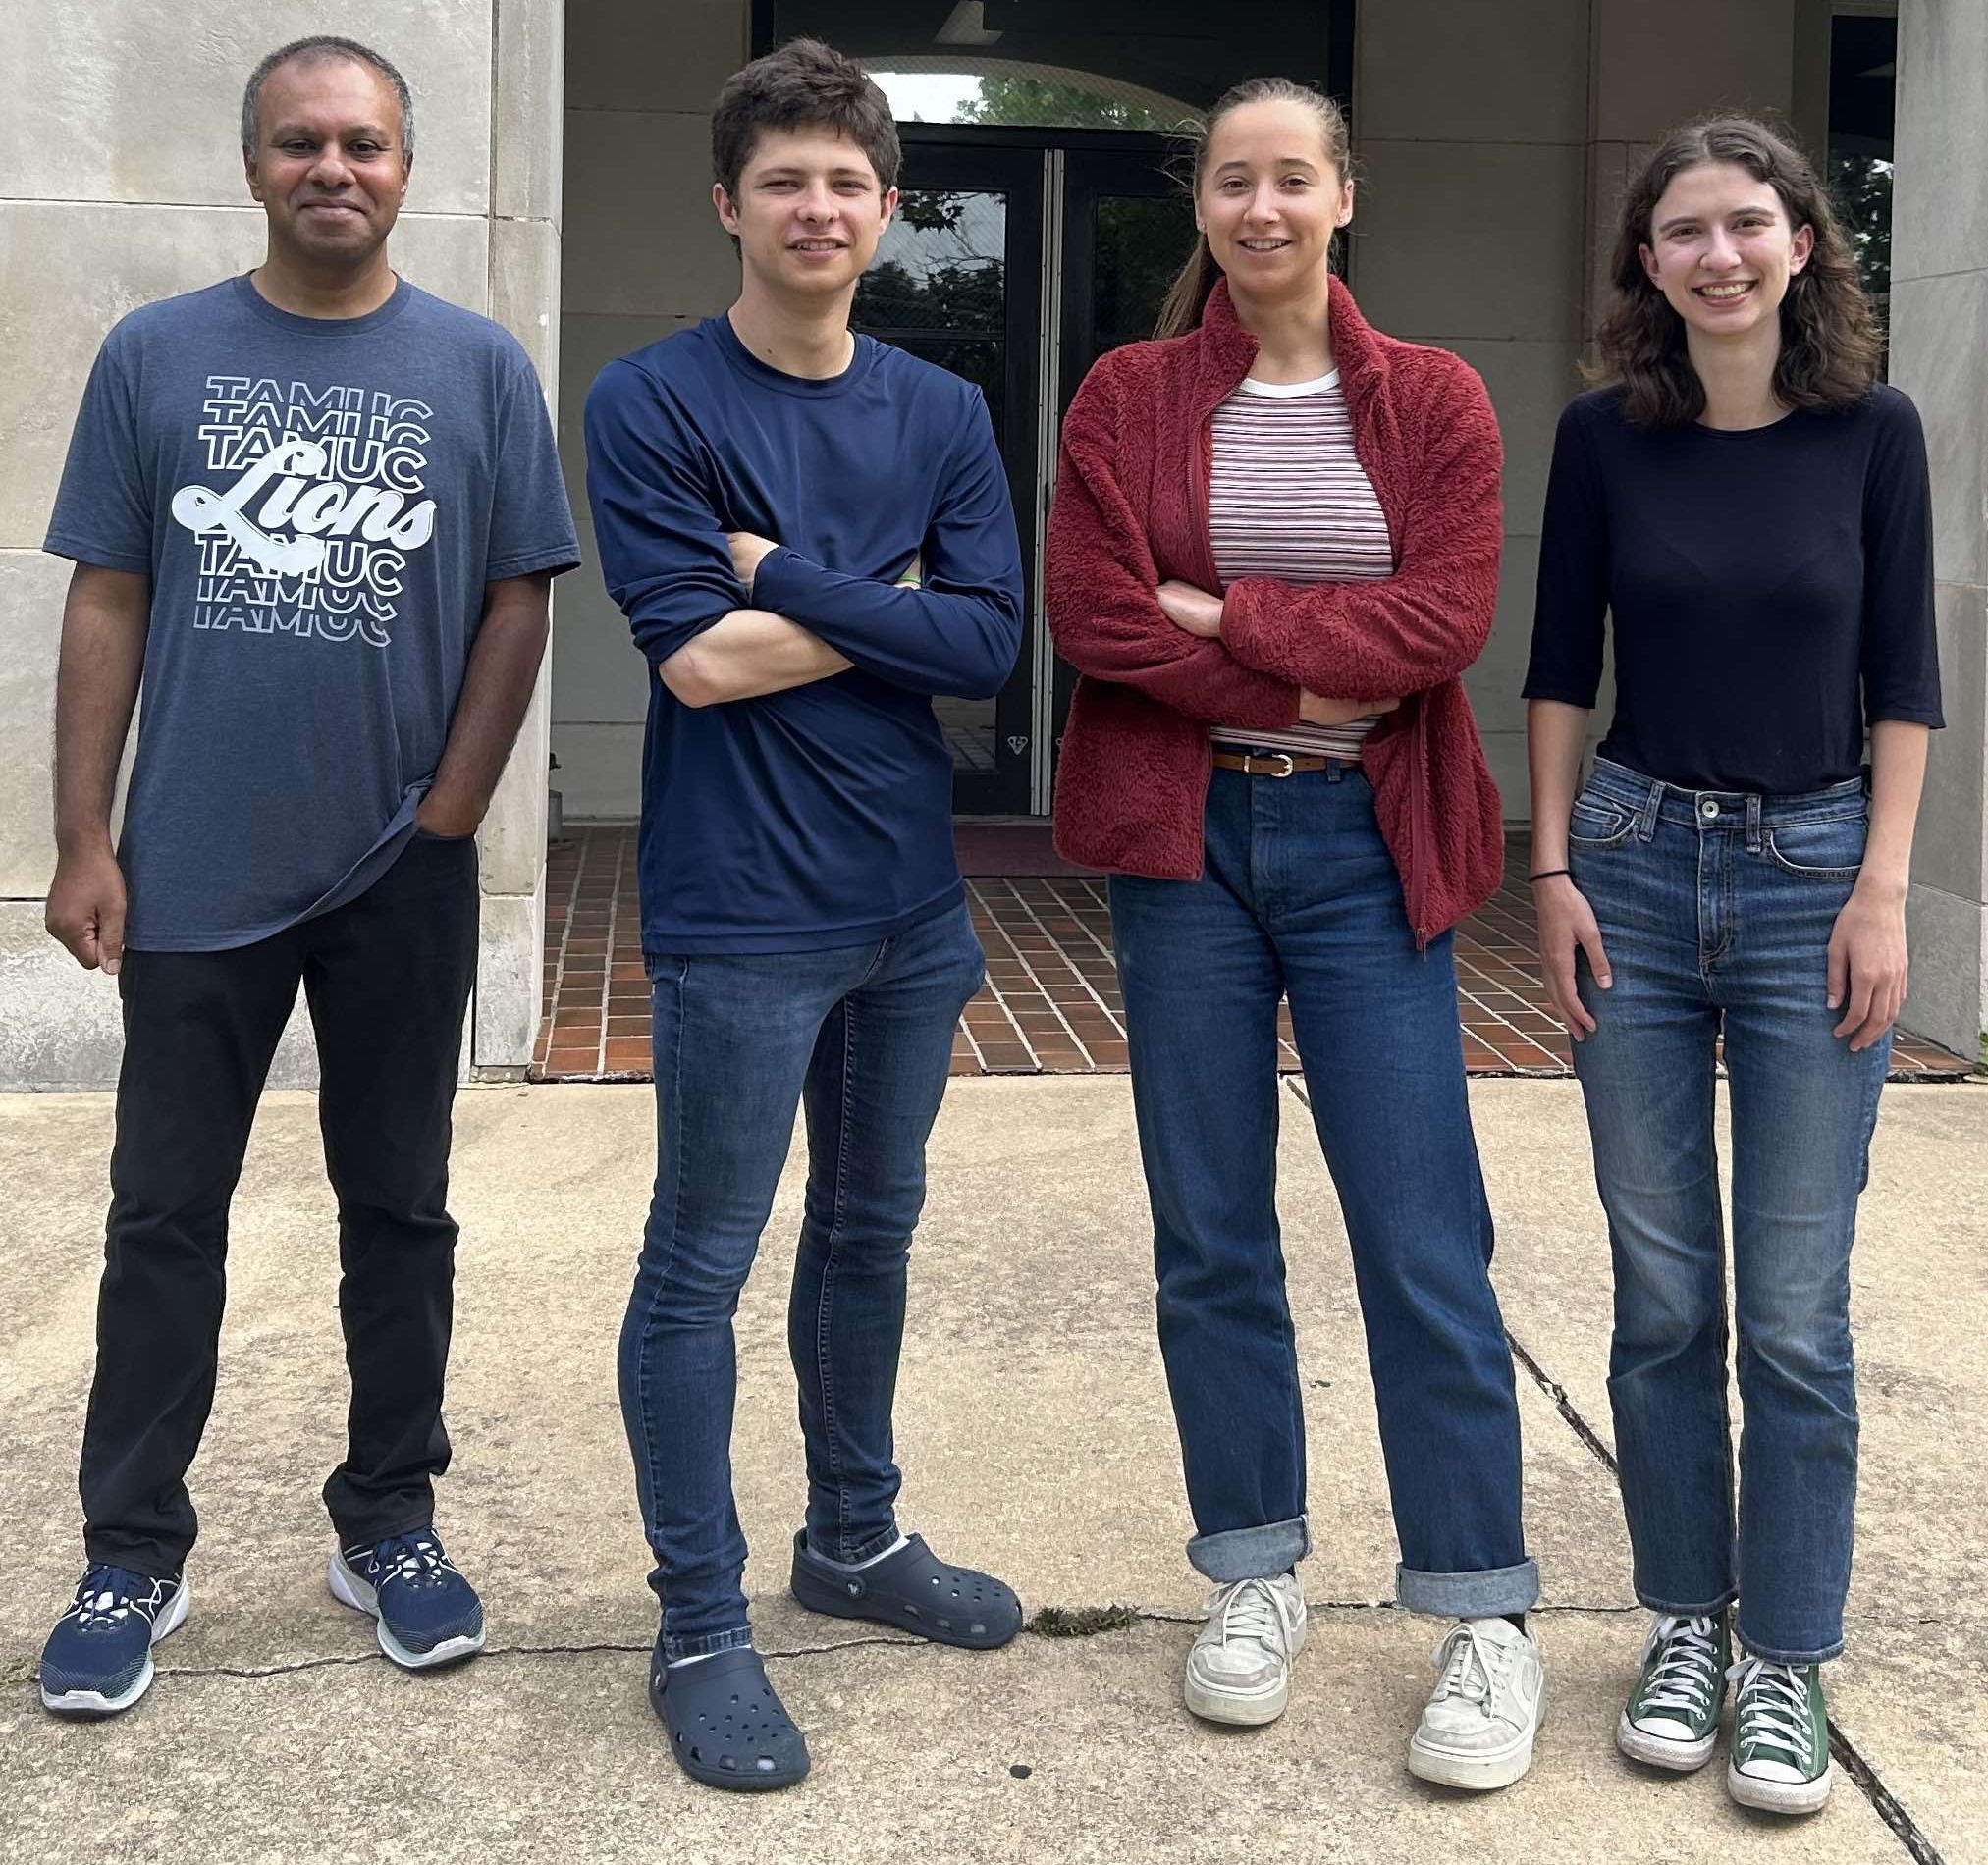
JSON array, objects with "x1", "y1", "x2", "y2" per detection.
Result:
[
  {"x1": 1506, "y1": 1330, "x2": 1621, "y2": 1473},
  {"x1": 1505, "y1": 1324, "x2": 1949, "y2": 1865},
  {"x1": 45, "y1": 1594, "x2": 1946, "y2": 1860},
  {"x1": 149, "y1": 1633, "x2": 915, "y2": 1681},
  {"x1": 125, "y1": 1598, "x2": 1666, "y2": 1688}
]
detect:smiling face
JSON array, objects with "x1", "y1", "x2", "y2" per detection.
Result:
[
  {"x1": 715, "y1": 126, "x2": 896, "y2": 302},
  {"x1": 245, "y1": 54, "x2": 408, "y2": 268},
  {"x1": 1195, "y1": 97, "x2": 1353, "y2": 305},
  {"x1": 1639, "y1": 160, "x2": 1813, "y2": 344}
]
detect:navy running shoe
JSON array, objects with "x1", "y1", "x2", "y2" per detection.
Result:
[
  {"x1": 40, "y1": 1565, "x2": 188, "y2": 1718},
  {"x1": 329, "y1": 1526, "x2": 485, "y2": 1670}
]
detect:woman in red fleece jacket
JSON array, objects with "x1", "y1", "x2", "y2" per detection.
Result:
[{"x1": 1046, "y1": 78, "x2": 1541, "y2": 1788}]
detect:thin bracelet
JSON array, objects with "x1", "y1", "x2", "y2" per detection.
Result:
[{"x1": 1528, "y1": 867, "x2": 1572, "y2": 883}]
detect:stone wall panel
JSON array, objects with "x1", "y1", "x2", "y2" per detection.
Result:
[{"x1": 2, "y1": 2, "x2": 491, "y2": 214}]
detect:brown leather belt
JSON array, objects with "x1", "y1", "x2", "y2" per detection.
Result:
[{"x1": 1210, "y1": 749, "x2": 1341, "y2": 777}]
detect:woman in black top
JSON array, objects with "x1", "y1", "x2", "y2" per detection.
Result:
[{"x1": 1524, "y1": 119, "x2": 1940, "y2": 1819}]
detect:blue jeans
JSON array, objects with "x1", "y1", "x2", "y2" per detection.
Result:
[
  {"x1": 618, "y1": 900, "x2": 986, "y2": 1659},
  {"x1": 1109, "y1": 765, "x2": 1536, "y2": 1618},
  {"x1": 1569, "y1": 758, "x2": 1888, "y2": 1665}
]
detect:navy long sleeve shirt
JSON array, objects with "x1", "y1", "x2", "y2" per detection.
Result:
[
  {"x1": 585, "y1": 315, "x2": 1024, "y2": 952},
  {"x1": 1525, "y1": 385, "x2": 1942, "y2": 794}
]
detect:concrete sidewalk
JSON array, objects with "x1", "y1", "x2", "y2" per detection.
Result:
[{"x1": 2, "y1": 1077, "x2": 1981, "y2": 1863}]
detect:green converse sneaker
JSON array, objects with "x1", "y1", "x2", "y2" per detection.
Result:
[
  {"x1": 1727, "y1": 1655, "x2": 1832, "y2": 1814},
  {"x1": 1617, "y1": 1611, "x2": 1730, "y2": 1771}
]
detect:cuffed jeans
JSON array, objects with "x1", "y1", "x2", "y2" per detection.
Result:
[
  {"x1": 78, "y1": 832, "x2": 480, "y2": 1577},
  {"x1": 1569, "y1": 757, "x2": 1887, "y2": 1665},
  {"x1": 1108, "y1": 765, "x2": 1537, "y2": 1619},
  {"x1": 618, "y1": 900, "x2": 985, "y2": 1659}
]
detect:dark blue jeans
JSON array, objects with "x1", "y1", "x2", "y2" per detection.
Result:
[
  {"x1": 618, "y1": 900, "x2": 985, "y2": 1659},
  {"x1": 1109, "y1": 765, "x2": 1536, "y2": 1618},
  {"x1": 1569, "y1": 758, "x2": 1888, "y2": 1664}
]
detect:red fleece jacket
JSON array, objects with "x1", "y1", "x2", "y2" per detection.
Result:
[{"x1": 1046, "y1": 277, "x2": 1505, "y2": 943}]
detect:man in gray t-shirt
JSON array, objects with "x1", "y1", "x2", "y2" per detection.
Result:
[{"x1": 36, "y1": 35, "x2": 578, "y2": 1721}]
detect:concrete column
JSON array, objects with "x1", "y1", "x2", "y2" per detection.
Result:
[
  {"x1": 552, "y1": 0, "x2": 750, "y2": 821},
  {"x1": 1891, "y1": 0, "x2": 1988, "y2": 1064},
  {"x1": 473, "y1": 0, "x2": 569, "y2": 1075},
  {"x1": 1349, "y1": 0, "x2": 1592, "y2": 811}
]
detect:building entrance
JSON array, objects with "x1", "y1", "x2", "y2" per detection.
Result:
[{"x1": 854, "y1": 130, "x2": 1192, "y2": 814}]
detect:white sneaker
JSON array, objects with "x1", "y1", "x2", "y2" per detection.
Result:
[
  {"x1": 1183, "y1": 1572, "x2": 1307, "y2": 1726},
  {"x1": 1407, "y1": 1616, "x2": 1546, "y2": 1790}
]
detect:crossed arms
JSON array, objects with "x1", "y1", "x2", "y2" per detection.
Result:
[
  {"x1": 1045, "y1": 354, "x2": 1503, "y2": 716},
  {"x1": 583, "y1": 359, "x2": 1023, "y2": 709}
]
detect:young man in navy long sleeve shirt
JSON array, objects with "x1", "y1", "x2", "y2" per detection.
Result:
[{"x1": 584, "y1": 39, "x2": 1024, "y2": 1791}]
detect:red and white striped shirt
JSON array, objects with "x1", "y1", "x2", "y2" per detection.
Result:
[{"x1": 1209, "y1": 371, "x2": 1396, "y2": 762}]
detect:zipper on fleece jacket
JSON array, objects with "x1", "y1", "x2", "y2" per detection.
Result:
[
  {"x1": 1187, "y1": 408, "x2": 1225, "y2": 598},
  {"x1": 1184, "y1": 403, "x2": 1225, "y2": 825}
]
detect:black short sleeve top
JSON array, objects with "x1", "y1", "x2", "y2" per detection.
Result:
[{"x1": 1523, "y1": 383, "x2": 1943, "y2": 794}]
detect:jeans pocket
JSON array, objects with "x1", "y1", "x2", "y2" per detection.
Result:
[
  {"x1": 1764, "y1": 813, "x2": 1867, "y2": 879},
  {"x1": 1567, "y1": 792, "x2": 1636, "y2": 849}
]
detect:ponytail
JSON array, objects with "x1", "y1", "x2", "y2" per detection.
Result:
[{"x1": 1155, "y1": 237, "x2": 1222, "y2": 340}]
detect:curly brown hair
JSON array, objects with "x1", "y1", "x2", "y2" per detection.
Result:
[{"x1": 1595, "y1": 117, "x2": 1882, "y2": 427}]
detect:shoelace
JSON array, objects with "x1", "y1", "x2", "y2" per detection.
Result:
[
  {"x1": 1639, "y1": 1614, "x2": 1722, "y2": 1716},
  {"x1": 1729, "y1": 1656, "x2": 1816, "y2": 1765},
  {"x1": 70, "y1": 1565, "x2": 151, "y2": 1630},
  {"x1": 1430, "y1": 1622, "x2": 1512, "y2": 1709},
  {"x1": 1209, "y1": 1577, "x2": 1294, "y2": 1656},
  {"x1": 375, "y1": 1533, "x2": 453, "y2": 1590}
]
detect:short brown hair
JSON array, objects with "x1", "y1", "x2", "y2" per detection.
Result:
[
  {"x1": 1595, "y1": 117, "x2": 1883, "y2": 426},
  {"x1": 711, "y1": 38, "x2": 900, "y2": 200}
]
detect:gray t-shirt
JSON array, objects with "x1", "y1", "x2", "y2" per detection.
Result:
[{"x1": 44, "y1": 274, "x2": 580, "y2": 951}]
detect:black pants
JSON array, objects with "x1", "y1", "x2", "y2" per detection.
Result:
[{"x1": 79, "y1": 833, "x2": 480, "y2": 1577}]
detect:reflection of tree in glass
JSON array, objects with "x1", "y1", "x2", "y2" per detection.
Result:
[
  {"x1": 1828, "y1": 150, "x2": 1891, "y2": 303},
  {"x1": 868, "y1": 189, "x2": 1003, "y2": 277},
  {"x1": 1093, "y1": 194, "x2": 1197, "y2": 346},
  {"x1": 854, "y1": 189, "x2": 1008, "y2": 439},
  {"x1": 855, "y1": 190, "x2": 1005, "y2": 331},
  {"x1": 894, "y1": 190, "x2": 968, "y2": 235},
  {"x1": 854, "y1": 256, "x2": 1004, "y2": 331},
  {"x1": 958, "y1": 74, "x2": 1175, "y2": 132}
]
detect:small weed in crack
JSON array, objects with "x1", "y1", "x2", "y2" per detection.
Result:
[{"x1": 1026, "y1": 1604, "x2": 1140, "y2": 1638}]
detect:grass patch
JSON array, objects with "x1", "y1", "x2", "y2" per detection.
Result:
[{"x1": 1026, "y1": 1604, "x2": 1141, "y2": 1638}]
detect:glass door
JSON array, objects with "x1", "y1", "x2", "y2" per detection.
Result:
[
  {"x1": 852, "y1": 141, "x2": 1043, "y2": 815},
  {"x1": 1047, "y1": 145, "x2": 1197, "y2": 779},
  {"x1": 1058, "y1": 147, "x2": 1195, "y2": 404},
  {"x1": 853, "y1": 133, "x2": 1194, "y2": 814}
]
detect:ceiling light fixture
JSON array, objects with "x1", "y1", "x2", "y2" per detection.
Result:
[{"x1": 936, "y1": 2, "x2": 1003, "y2": 46}]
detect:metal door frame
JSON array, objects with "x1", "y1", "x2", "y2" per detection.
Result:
[{"x1": 862, "y1": 127, "x2": 1200, "y2": 815}]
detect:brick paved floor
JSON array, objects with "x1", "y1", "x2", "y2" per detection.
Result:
[{"x1": 533, "y1": 824, "x2": 1972, "y2": 1083}]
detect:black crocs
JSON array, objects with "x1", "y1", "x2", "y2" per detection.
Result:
[
  {"x1": 649, "y1": 1645, "x2": 811, "y2": 1791},
  {"x1": 789, "y1": 1530, "x2": 1023, "y2": 1649}
]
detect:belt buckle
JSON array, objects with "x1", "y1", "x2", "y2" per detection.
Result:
[{"x1": 1253, "y1": 751, "x2": 1295, "y2": 778}]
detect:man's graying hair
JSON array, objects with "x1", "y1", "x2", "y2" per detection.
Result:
[{"x1": 241, "y1": 36, "x2": 415, "y2": 161}]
